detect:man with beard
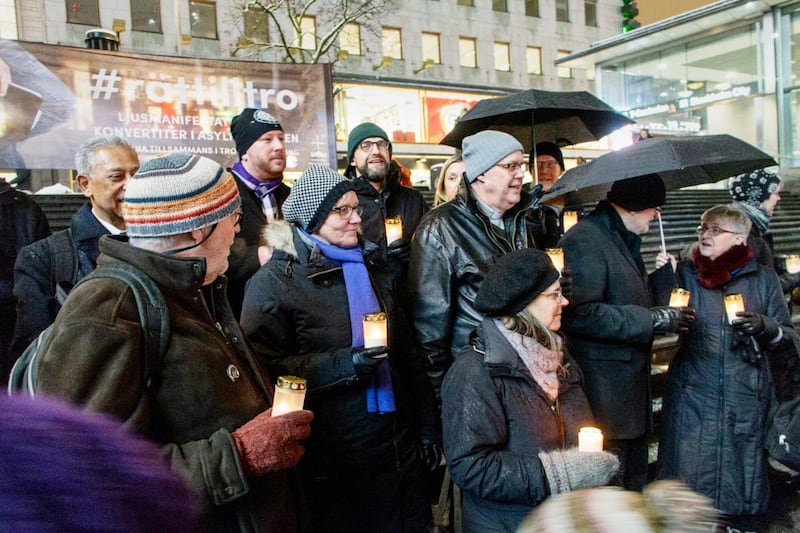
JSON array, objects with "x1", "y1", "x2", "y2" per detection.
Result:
[
  {"x1": 344, "y1": 123, "x2": 428, "y2": 284},
  {"x1": 227, "y1": 108, "x2": 290, "y2": 318}
]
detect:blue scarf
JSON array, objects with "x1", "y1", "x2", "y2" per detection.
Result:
[{"x1": 300, "y1": 229, "x2": 396, "y2": 414}]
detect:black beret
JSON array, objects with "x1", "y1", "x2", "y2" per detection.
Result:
[{"x1": 474, "y1": 249, "x2": 560, "y2": 317}]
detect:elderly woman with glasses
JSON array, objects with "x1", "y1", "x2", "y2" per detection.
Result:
[
  {"x1": 441, "y1": 248, "x2": 619, "y2": 533},
  {"x1": 240, "y1": 164, "x2": 439, "y2": 533},
  {"x1": 658, "y1": 204, "x2": 800, "y2": 526}
]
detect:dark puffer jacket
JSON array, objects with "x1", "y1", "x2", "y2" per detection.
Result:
[
  {"x1": 658, "y1": 256, "x2": 800, "y2": 516},
  {"x1": 442, "y1": 319, "x2": 594, "y2": 532},
  {"x1": 240, "y1": 221, "x2": 437, "y2": 533},
  {"x1": 36, "y1": 235, "x2": 304, "y2": 533},
  {"x1": 408, "y1": 184, "x2": 538, "y2": 402}
]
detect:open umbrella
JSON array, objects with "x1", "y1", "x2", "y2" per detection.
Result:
[
  {"x1": 439, "y1": 89, "x2": 634, "y2": 149},
  {"x1": 542, "y1": 134, "x2": 777, "y2": 205}
]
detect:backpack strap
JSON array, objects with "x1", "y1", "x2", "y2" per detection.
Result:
[
  {"x1": 84, "y1": 262, "x2": 170, "y2": 390},
  {"x1": 46, "y1": 229, "x2": 79, "y2": 305}
]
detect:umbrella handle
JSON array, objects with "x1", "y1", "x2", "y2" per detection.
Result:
[{"x1": 657, "y1": 211, "x2": 667, "y2": 255}]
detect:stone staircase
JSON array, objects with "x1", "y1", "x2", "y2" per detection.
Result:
[{"x1": 30, "y1": 194, "x2": 86, "y2": 232}]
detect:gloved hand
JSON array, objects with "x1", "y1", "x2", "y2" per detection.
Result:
[
  {"x1": 232, "y1": 408, "x2": 313, "y2": 477},
  {"x1": 559, "y1": 265, "x2": 573, "y2": 302},
  {"x1": 650, "y1": 306, "x2": 696, "y2": 334},
  {"x1": 780, "y1": 272, "x2": 800, "y2": 293},
  {"x1": 732, "y1": 312, "x2": 781, "y2": 343},
  {"x1": 419, "y1": 440, "x2": 442, "y2": 472},
  {"x1": 538, "y1": 447, "x2": 620, "y2": 494},
  {"x1": 352, "y1": 345, "x2": 390, "y2": 379},
  {"x1": 386, "y1": 238, "x2": 410, "y2": 263},
  {"x1": 731, "y1": 329, "x2": 763, "y2": 364}
]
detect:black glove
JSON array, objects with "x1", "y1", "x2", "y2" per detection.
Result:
[
  {"x1": 731, "y1": 329, "x2": 763, "y2": 364},
  {"x1": 780, "y1": 272, "x2": 800, "y2": 293},
  {"x1": 538, "y1": 448, "x2": 619, "y2": 494},
  {"x1": 419, "y1": 440, "x2": 442, "y2": 472},
  {"x1": 732, "y1": 312, "x2": 781, "y2": 343},
  {"x1": 559, "y1": 265, "x2": 573, "y2": 302},
  {"x1": 650, "y1": 306, "x2": 696, "y2": 334},
  {"x1": 386, "y1": 239, "x2": 410, "y2": 263},
  {"x1": 352, "y1": 345, "x2": 389, "y2": 379}
]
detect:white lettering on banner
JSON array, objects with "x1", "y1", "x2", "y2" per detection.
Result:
[
  {"x1": 678, "y1": 86, "x2": 752, "y2": 109},
  {"x1": 95, "y1": 71, "x2": 300, "y2": 110}
]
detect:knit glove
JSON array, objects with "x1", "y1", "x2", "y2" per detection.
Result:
[
  {"x1": 352, "y1": 345, "x2": 390, "y2": 379},
  {"x1": 538, "y1": 448, "x2": 619, "y2": 494},
  {"x1": 232, "y1": 408, "x2": 313, "y2": 477},
  {"x1": 559, "y1": 265, "x2": 573, "y2": 302},
  {"x1": 386, "y1": 238, "x2": 410, "y2": 263},
  {"x1": 650, "y1": 306, "x2": 695, "y2": 334},
  {"x1": 732, "y1": 312, "x2": 781, "y2": 344},
  {"x1": 419, "y1": 440, "x2": 443, "y2": 472}
]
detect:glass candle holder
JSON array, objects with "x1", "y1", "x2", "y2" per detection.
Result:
[
  {"x1": 545, "y1": 248, "x2": 564, "y2": 274},
  {"x1": 562, "y1": 211, "x2": 578, "y2": 233},
  {"x1": 272, "y1": 376, "x2": 307, "y2": 417},
  {"x1": 786, "y1": 254, "x2": 800, "y2": 274},
  {"x1": 724, "y1": 293, "x2": 745, "y2": 324},
  {"x1": 578, "y1": 427, "x2": 603, "y2": 452},
  {"x1": 668, "y1": 288, "x2": 690, "y2": 308},
  {"x1": 363, "y1": 312, "x2": 388, "y2": 349},
  {"x1": 384, "y1": 217, "x2": 403, "y2": 245}
]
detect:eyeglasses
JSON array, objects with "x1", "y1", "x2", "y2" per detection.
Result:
[
  {"x1": 540, "y1": 289, "x2": 565, "y2": 302},
  {"x1": 358, "y1": 140, "x2": 390, "y2": 152},
  {"x1": 696, "y1": 225, "x2": 741, "y2": 237},
  {"x1": 536, "y1": 161, "x2": 560, "y2": 170},
  {"x1": 495, "y1": 162, "x2": 527, "y2": 173},
  {"x1": 331, "y1": 205, "x2": 363, "y2": 219},
  {"x1": 231, "y1": 209, "x2": 243, "y2": 226}
]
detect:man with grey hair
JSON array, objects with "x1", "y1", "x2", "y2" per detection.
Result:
[{"x1": 9, "y1": 135, "x2": 139, "y2": 366}]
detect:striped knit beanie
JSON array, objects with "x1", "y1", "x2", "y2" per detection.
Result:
[
  {"x1": 123, "y1": 154, "x2": 241, "y2": 237},
  {"x1": 282, "y1": 164, "x2": 356, "y2": 233}
]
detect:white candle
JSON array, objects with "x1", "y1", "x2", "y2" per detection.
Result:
[
  {"x1": 669, "y1": 288, "x2": 690, "y2": 308},
  {"x1": 786, "y1": 255, "x2": 800, "y2": 274},
  {"x1": 363, "y1": 312, "x2": 388, "y2": 349},
  {"x1": 578, "y1": 427, "x2": 603, "y2": 452},
  {"x1": 272, "y1": 376, "x2": 307, "y2": 417},
  {"x1": 545, "y1": 248, "x2": 564, "y2": 274},
  {"x1": 384, "y1": 217, "x2": 403, "y2": 245},
  {"x1": 724, "y1": 293, "x2": 745, "y2": 324},
  {"x1": 562, "y1": 211, "x2": 578, "y2": 233}
]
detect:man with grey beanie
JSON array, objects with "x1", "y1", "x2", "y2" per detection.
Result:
[{"x1": 409, "y1": 129, "x2": 544, "y2": 406}]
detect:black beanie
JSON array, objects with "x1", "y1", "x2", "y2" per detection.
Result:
[
  {"x1": 474, "y1": 249, "x2": 560, "y2": 317},
  {"x1": 230, "y1": 108, "x2": 283, "y2": 158},
  {"x1": 607, "y1": 174, "x2": 666, "y2": 211},
  {"x1": 533, "y1": 141, "x2": 565, "y2": 171}
]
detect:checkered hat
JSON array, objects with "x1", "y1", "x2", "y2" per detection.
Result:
[
  {"x1": 123, "y1": 154, "x2": 241, "y2": 237},
  {"x1": 283, "y1": 164, "x2": 356, "y2": 233}
]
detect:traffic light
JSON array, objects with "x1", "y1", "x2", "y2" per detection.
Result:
[{"x1": 621, "y1": 0, "x2": 640, "y2": 33}]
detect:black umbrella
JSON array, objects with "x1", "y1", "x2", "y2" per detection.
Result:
[
  {"x1": 542, "y1": 134, "x2": 777, "y2": 205},
  {"x1": 439, "y1": 89, "x2": 634, "y2": 149}
]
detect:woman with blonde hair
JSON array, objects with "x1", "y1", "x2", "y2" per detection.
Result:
[{"x1": 433, "y1": 155, "x2": 465, "y2": 206}]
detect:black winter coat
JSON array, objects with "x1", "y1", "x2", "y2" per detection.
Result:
[
  {"x1": 240, "y1": 221, "x2": 437, "y2": 533},
  {"x1": 442, "y1": 319, "x2": 593, "y2": 532},
  {"x1": 658, "y1": 256, "x2": 800, "y2": 515}
]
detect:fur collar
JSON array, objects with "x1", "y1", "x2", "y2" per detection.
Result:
[{"x1": 692, "y1": 243, "x2": 753, "y2": 290}]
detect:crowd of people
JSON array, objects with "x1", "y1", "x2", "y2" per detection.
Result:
[{"x1": 0, "y1": 108, "x2": 798, "y2": 533}]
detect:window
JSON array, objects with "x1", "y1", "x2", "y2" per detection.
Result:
[
  {"x1": 243, "y1": 3, "x2": 269, "y2": 43},
  {"x1": 382, "y1": 27, "x2": 402, "y2": 60},
  {"x1": 557, "y1": 49, "x2": 572, "y2": 78},
  {"x1": 66, "y1": 0, "x2": 99, "y2": 25},
  {"x1": 421, "y1": 32, "x2": 441, "y2": 64},
  {"x1": 584, "y1": 0, "x2": 597, "y2": 27},
  {"x1": 457, "y1": 0, "x2": 474, "y2": 6},
  {"x1": 525, "y1": 0, "x2": 540, "y2": 17},
  {"x1": 131, "y1": 0, "x2": 161, "y2": 33},
  {"x1": 339, "y1": 23, "x2": 361, "y2": 55},
  {"x1": 494, "y1": 41, "x2": 510, "y2": 72},
  {"x1": 556, "y1": 0, "x2": 569, "y2": 22},
  {"x1": 189, "y1": 0, "x2": 217, "y2": 39},
  {"x1": 295, "y1": 16, "x2": 316, "y2": 51},
  {"x1": 527, "y1": 46, "x2": 542, "y2": 75},
  {"x1": 459, "y1": 37, "x2": 477, "y2": 68},
  {"x1": 492, "y1": 0, "x2": 508, "y2": 12}
]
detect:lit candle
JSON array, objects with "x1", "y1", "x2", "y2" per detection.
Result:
[
  {"x1": 272, "y1": 376, "x2": 307, "y2": 417},
  {"x1": 786, "y1": 254, "x2": 800, "y2": 274},
  {"x1": 363, "y1": 312, "x2": 388, "y2": 348},
  {"x1": 384, "y1": 217, "x2": 403, "y2": 245},
  {"x1": 669, "y1": 288, "x2": 690, "y2": 308},
  {"x1": 724, "y1": 293, "x2": 745, "y2": 324},
  {"x1": 545, "y1": 248, "x2": 564, "y2": 274},
  {"x1": 578, "y1": 427, "x2": 603, "y2": 452},
  {"x1": 562, "y1": 211, "x2": 578, "y2": 233}
]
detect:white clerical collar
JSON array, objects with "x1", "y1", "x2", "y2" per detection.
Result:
[
  {"x1": 92, "y1": 209, "x2": 125, "y2": 235},
  {"x1": 474, "y1": 196, "x2": 505, "y2": 229}
]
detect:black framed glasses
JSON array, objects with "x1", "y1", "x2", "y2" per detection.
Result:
[
  {"x1": 331, "y1": 205, "x2": 364, "y2": 219},
  {"x1": 358, "y1": 140, "x2": 390, "y2": 152},
  {"x1": 696, "y1": 225, "x2": 740, "y2": 237},
  {"x1": 495, "y1": 161, "x2": 527, "y2": 173}
]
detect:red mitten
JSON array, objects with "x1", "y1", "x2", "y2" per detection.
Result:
[{"x1": 232, "y1": 408, "x2": 313, "y2": 476}]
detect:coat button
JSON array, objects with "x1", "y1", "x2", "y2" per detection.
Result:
[
  {"x1": 231, "y1": 336, "x2": 239, "y2": 343},
  {"x1": 227, "y1": 365, "x2": 240, "y2": 381},
  {"x1": 224, "y1": 486, "x2": 234, "y2": 495}
]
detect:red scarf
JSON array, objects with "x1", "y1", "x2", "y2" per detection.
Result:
[{"x1": 692, "y1": 244, "x2": 753, "y2": 290}]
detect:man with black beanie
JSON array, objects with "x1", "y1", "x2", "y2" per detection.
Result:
[{"x1": 227, "y1": 108, "x2": 290, "y2": 317}]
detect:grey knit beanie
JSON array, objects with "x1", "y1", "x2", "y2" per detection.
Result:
[
  {"x1": 283, "y1": 164, "x2": 356, "y2": 233},
  {"x1": 462, "y1": 131, "x2": 524, "y2": 182}
]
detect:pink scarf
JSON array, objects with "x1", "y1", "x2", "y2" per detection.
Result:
[{"x1": 496, "y1": 320, "x2": 563, "y2": 400}]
